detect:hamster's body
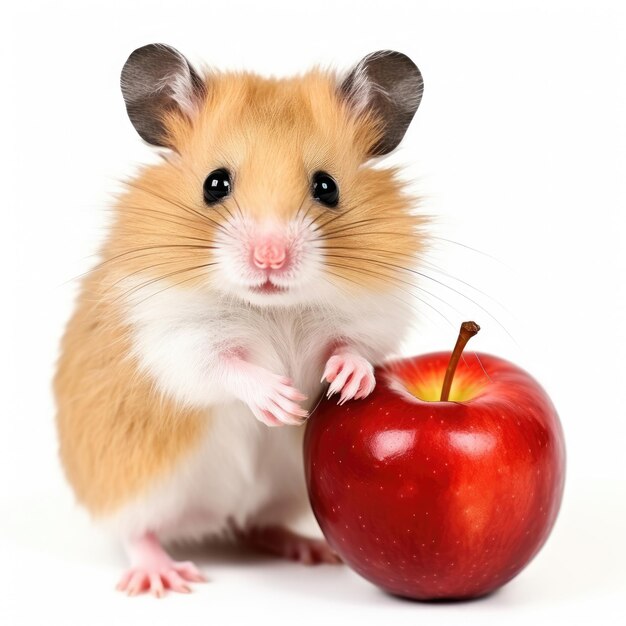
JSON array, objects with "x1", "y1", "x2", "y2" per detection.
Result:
[
  {"x1": 54, "y1": 45, "x2": 427, "y2": 596},
  {"x1": 57, "y1": 270, "x2": 411, "y2": 542}
]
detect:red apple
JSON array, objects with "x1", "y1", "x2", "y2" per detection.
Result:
[{"x1": 304, "y1": 325, "x2": 566, "y2": 600}]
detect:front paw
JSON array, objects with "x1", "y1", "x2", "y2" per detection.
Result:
[
  {"x1": 321, "y1": 352, "x2": 376, "y2": 405},
  {"x1": 244, "y1": 369, "x2": 309, "y2": 427}
]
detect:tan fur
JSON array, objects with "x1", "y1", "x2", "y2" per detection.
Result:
[
  {"x1": 55, "y1": 67, "x2": 427, "y2": 517},
  {"x1": 54, "y1": 271, "x2": 207, "y2": 516}
]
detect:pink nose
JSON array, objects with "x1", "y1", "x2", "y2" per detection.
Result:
[{"x1": 253, "y1": 239, "x2": 287, "y2": 269}]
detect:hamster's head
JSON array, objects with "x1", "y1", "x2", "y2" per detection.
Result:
[{"x1": 112, "y1": 44, "x2": 428, "y2": 309}]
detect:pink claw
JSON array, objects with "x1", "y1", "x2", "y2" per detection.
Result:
[{"x1": 322, "y1": 352, "x2": 375, "y2": 404}]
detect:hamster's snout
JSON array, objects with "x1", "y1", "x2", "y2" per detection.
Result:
[
  {"x1": 252, "y1": 235, "x2": 288, "y2": 270},
  {"x1": 214, "y1": 215, "x2": 322, "y2": 304}
]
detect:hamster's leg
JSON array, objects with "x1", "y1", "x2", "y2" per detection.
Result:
[
  {"x1": 321, "y1": 345, "x2": 376, "y2": 405},
  {"x1": 233, "y1": 524, "x2": 341, "y2": 565},
  {"x1": 116, "y1": 532, "x2": 207, "y2": 597}
]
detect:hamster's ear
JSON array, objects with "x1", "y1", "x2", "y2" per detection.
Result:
[
  {"x1": 121, "y1": 43, "x2": 206, "y2": 148},
  {"x1": 340, "y1": 50, "x2": 423, "y2": 156}
]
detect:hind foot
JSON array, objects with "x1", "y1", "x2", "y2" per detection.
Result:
[
  {"x1": 236, "y1": 525, "x2": 342, "y2": 565},
  {"x1": 116, "y1": 532, "x2": 207, "y2": 597}
]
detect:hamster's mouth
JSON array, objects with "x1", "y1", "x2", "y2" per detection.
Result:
[{"x1": 250, "y1": 281, "x2": 288, "y2": 295}]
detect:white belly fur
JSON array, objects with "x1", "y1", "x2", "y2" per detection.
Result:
[{"x1": 103, "y1": 400, "x2": 309, "y2": 543}]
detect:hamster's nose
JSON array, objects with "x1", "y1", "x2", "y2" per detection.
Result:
[{"x1": 253, "y1": 238, "x2": 287, "y2": 270}]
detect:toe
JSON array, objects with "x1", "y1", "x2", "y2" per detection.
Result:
[
  {"x1": 294, "y1": 539, "x2": 342, "y2": 565},
  {"x1": 162, "y1": 569, "x2": 191, "y2": 593},
  {"x1": 327, "y1": 365, "x2": 354, "y2": 397},
  {"x1": 321, "y1": 356, "x2": 342, "y2": 383},
  {"x1": 321, "y1": 546, "x2": 343, "y2": 564},
  {"x1": 309, "y1": 540, "x2": 342, "y2": 565},
  {"x1": 270, "y1": 393, "x2": 308, "y2": 418},
  {"x1": 265, "y1": 404, "x2": 302, "y2": 426},
  {"x1": 354, "y1": 370, "x2": 376, "y2": 400},
  {"x1": 127, "y1": 571, "x2": 148, "y2": 596},
  {"x1": 338, "y1": 372, "x2": 363, "y2": 405},
  {"x1": 321, "y1": 550, "x2": 342, "y2": 564},
  {"x1": 296, "y1": 544, "x2": 314, "y2": 565},
  {"x1": 149, "y1": 572, "x2": 165, "y2": 598},
  {"x1": 116, "y1": 569, "x2": 135, "y2": 592},
  {"x1": 175, "y1": 562, "x2": 208, "y2": 583},
  {"x1": 264, "y1": 405, "x2": 296, "y2": 426},
  {"x1": 278, "y1": 383, "x2": 307, "y2": 401},
  {"x1": 345, "y1": 365, "x2": 375, "y2": 403},
  {"x1": 254, "y1": 407, "x2": 282, "y2": 427}
]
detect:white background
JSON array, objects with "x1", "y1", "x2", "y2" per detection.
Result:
[{"x1": 2, "y1": 1, "x2": 625, "y2": 624}]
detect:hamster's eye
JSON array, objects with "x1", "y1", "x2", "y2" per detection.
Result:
[
  {"x1": 312, "y1": 172, "x2": 339, "y2": 208},
  {"x1": 203, "y1": 169, "x2": 231, "y2": 204}
]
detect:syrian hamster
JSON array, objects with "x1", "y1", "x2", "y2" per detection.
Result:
[{"x1": 54, "y1": 44, "x2": 426, "y2": 596}]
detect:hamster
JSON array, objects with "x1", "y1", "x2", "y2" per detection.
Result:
[{"x1": 54, "y1": 44, "x2": 427, "y2": 597}]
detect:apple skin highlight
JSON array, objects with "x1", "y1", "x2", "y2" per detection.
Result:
[{"x1": 304, "y1": 352, "x2": 566, "y2": 600}]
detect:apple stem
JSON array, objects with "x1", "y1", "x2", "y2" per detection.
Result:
[{"x1": 440, "y1": 321, "x2": 480, "y2": 402}]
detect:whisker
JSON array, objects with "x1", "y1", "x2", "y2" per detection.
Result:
[
  {"x1": 321, "y1": 249, "x2": 514, "y2": 343},
  {"x1": 104, "y1": 256, "x2": 209, "y2": 293},
  {"x1": 323, "y1": 246, "x2": 500, "y2": 312},
  {"x1": 98, "y1": 244, "x2": 216, "y2": 273},
  {"x1": 415, "y1": 270, "x2": 516, "y2": 344},
  {"x1": 127, "y1": 270, "x2": 217, "y2": 309},
  {"x1": 294, "y1": 190, "x2": 314, "y2": 223},
  {"x1": 320, "y1": 231, "x2": 418, "y2": 243},
  {"x1": 323, "y1": 244, "x2": 510, "y2": 316},
  {"x1": 323, "y1": 261, "x2": 455, "y2": 329},
  {"x1": 430, "y1": 236, "x2": 506, "y2": 265},
  {"x1": 228, "y1": 192, "x2": 246, "y2": 222},
  {"x1": 471, "y1": 351, "x2": 493, "y2": 383},
  {"x1": 421, "y1": 261, "x2": 508, "y2": 312},
  {"x1": 104, "y1": 244, "x2": 217, "y2": 264},
  {"x1": 318, "y1": 215, "x2": 421, "y2": 239},
  {"x1": 113, "y1": 205, "x2": 222, "y2": 239},
  {"x1": 113, "y1": 262, "x2": 217, "y2": 305},
  {"x1": 321, "y1": 253, "x2": 458, "y2": 312},
  {"x1": 123, "y1": 180, "x2": 235, "y2": 239},
  {"x1": 321, "y1": 245, "x2": 423, "y2": 264},
  {"x1": 318, "y1": 269, "x2": 438, "y2": 328},
  {"x1": 63, "y1": 244, "x2": 219, "y2": 287},
  {"x1": 212, "y1": 199, "x2": 236, "y2": 222},
  {"x1": 309, "y1": 203, "x2": 363, "y2": 232}
]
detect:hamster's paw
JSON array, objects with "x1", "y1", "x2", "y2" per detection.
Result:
[
  {"x1": 117, "y1": 533, "x2": 207, "y2": 597},
  {"x1": 116, "y1": 561, "x2": 206, "y2": 598},
  {"x1": 237, "y1": 525, "x2": 342, "y2": 565},
  {"x1": 322, "y1": 352, "x2": 375, "y2": 404},
  {"x1": 116, "y1": 560, "x2": 206, "y2": 598},
  {"x1": 246, "y1": 370, "x2": 309, "y2": 427}
]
